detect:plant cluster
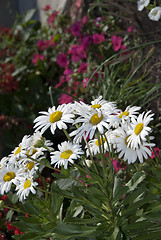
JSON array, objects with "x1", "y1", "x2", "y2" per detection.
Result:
[{"x1": 0, "y1": 96, "x2": 161, "y2": 239}]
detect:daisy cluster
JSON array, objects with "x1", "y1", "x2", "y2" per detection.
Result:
[
  {"x1": 0, "y1": 132, "x2": 53, "y2": 201},
  {"x1": 137, "y1": 0, "x2": 161, "y2": 21},
  {"x1": 0, "y1": 96, "x2": 155, "y2": 202}
]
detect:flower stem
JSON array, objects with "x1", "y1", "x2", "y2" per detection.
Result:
[{"x1": 63, "y1": 128, "x2": 72, "y2": 142}]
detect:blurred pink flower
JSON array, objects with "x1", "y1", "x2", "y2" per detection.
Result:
[
  {"x1": 111, "y1": 35, "x2": 122, "y2": 51},
  {"x1": 37, "y1": 39, "x2": 51, "y2": 51},
  {"x1": 32, "y1": 53, "x2": 44, "y2": 65},
  {"x1": 42, "y1": 5, "x2": 51, "y2": 11},
  {"x1": 57, "y1": 53, "x2": 68, "y2": 68},
  {"x1": 82, "y1": 15, "x2": 88, "y2": 25},
  {"x1": 79, "y1": 35, "x2": 92, "y2": 49},
  {"x1": 93, "y1": 33, "x2": 105, "y2": 44},
  {"x1": 78, "y1": 62, "x2": 88, "y2": 73},
  {"x1": 82, "y1": 77, "x2": 89, "y2": 87},
  {"x1": 58, "y1": 93, "x2": 73, "y2": 105},
  {"x1": 48, "y1": 11, "x2": 59, "y2": 24},
  {"x1": 68, "y1": 44, "x2": 86, "y2": 62},
  {"x1": 112, "y1": 159, "x2": 126, "y2": 173},
  {"x1": 120, "y1": 45, "x2": 130, "y2": 55},
  {"x1": 127, "y1": 25, "x2": 136, "y2": 32},
  {"x1": 64, "y1": 68, "x2": 73, "y2": 82},
  {"x1": 55, "y1": 76, "x2": 66, "y2": 88},
  {"x1": 70, "y1": 21, "x2": 82, "y2": 37},
  {"x1": 151, "y1": 147, "x2": 160, "y2": 159}
]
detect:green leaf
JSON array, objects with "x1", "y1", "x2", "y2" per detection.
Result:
[{"x1": 23, "y1": 9, "x2": 36, "y2": 23}]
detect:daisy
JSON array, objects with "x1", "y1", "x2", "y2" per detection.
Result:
[
  {"x1": 114, "y1": 128, "x2": 155, "y2": 164},
  {"x1": 127, "y1": 111, "x2": 154, "y2": 149},
  {"x1": 33, "y1": 103, "x2": 75, "y2": 135},
  {"x1": 148, "y1": 7, "x2": 161, "y2": 21},
  {"x1": 70, "y1": 108, "x2": 111, "y2": 143},
  {"x1": 15, "y1": 171, "x2": 38, "y2": 202},
  {"x1": 0, "y1": 164, "x2": 23, "y2": 195},
  {"x1": 90, "y1": 96, "x2": 117, "y2": 114},
  {"x1": 86, "y1": 130, "x2": 113, "y2": 156},
  {"x1": 9, "y1": 135, "x2": 31, "y2": 163},
  {"x1": 50, "y1": 141, "x2": 84, "y2": 169},
  {"x1": 137, "y1": 0, "x2": 150, "y2": 11}
]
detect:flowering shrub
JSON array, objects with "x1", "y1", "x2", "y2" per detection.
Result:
[{"x1": 0, "y1": 96, "x2": 161, "y2": 239}]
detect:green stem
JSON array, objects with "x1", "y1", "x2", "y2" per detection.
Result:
[
  {"x1": 97, "y1": 132, "x2": 107, "y2": 179},
  {"x1": 63, "y1": 128, "x2": 72, "y2": 142},
  {"x1": 83, "y1": 137, "x2": 99, "y2": 175}
]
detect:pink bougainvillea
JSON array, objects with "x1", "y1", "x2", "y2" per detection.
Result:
[
  {"x1": 56, "y1": 53, "x2": 68, "y2": 68},
  {"x1": 32, "y1": 53, "x2": 44, "y2": 65},
  {"x1": 92, "y1": 33, "x2": 105, "y2": 44},
  {"x1": 58, "y1": 93, "x2": 73, "y2": 105}
]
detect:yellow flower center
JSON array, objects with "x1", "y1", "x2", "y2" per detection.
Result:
[
  {"x1": 95, "y1": 137, "x2": 105, "y2": 146},
  {"x1": 14, "y1": 145, "x2": 21, "y2": 155},
  {"x1": 25, "y1": 162, "x2": 34, "y2": 172},
  {"x1": 90, "y1": 113, "x2": 103, "y2": 125},
  {"x1": 24, "y1": 179, "x2": 31, "y2": 189},
  {"x1": 125, "y1": 135, "x2": 130, "y2": 146},
  {"x1": 119, "y1": 111, "x2": 129, "y2": 119},
  {"x1": 60, "y1": 150, "x2": 73, "y2": 159},
  {"x1": 49, "y1": 111, "x2": 62, "y2": 123},
  {"x1": 91, "y1": 104, "x2": 101, "y2": 109},
  {"x1": 134, "y1": 123, "x2": 144, "y2": 135},
  {"x1": 3, "y1": 172, "x2": 15, "y2": 182},
  {"x1": 27, "y1": 149, "x2": 37, "y2": 157}
]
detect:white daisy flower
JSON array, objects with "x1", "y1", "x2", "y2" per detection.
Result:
[
  {"x1": 127, "y1": 111, "x2": 154, "y2": 149},
  {"x1": 137, "y1": 0, "x2": 150, "y2": 11},
  {"x1": 0, "y1": 164, "x2": 23, "y2": 195},
  {"x1": 50, "y1": 141, "x2": 84, "y2": 169},
  {"x1": 148, "y1": 7, "x2": 161, "y2": 21},
  {"x1": 9, "y1": 135, "x2": 31, "y2": 163},
  {"x1": 70, "y1": 108, "x2": 111, "y2": 143},
  {"x1": 33, "y1": 103, "x2": 75, "y2": 135},
  {"x1": 90, "y1": 96, "x2": 117, "y2": 114},
  {"x1": 114, "y1": 128, "x2": 155, "y2": 164},
  {"x1": 86, "y1": 130, "x2": 113, "y2": 156},
  {"x1": 0, "y1": 157, "x2": 9, "y2": 169},
  {"x1": 15, "y1": 171, "x2": 38, "y2": 202}
]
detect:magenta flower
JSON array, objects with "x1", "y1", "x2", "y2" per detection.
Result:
[
  {"x1": 92, "y1": 33, "x2": 105, "y2": 44},
  {"x1": 70, "y1": 21, "x2": 82, "y2": 37},
  {"x1": 55, "y1": 76, "x2": 66, "y2": 88},
  {"x1": 37, "y1": 40, "x2": 51, "y2": 51},
  {"x1": 82, "y1": 78, "x2": 89, "y2": 88},
  {"x1": 111, "y1": 35, "x2": 122, "y2": 51},
  {"x1": 32, "y1": 53, "x2": 44, "y2": 65},
  {"x1": 64, "y1": 68, "x2": 73, "y2": 82},
  {"x1": 47, "y1": 11, "x2": 59, "y2": 24},
  {"x1": 42, "y1": 5, "x2": 51, "y2": 11},
  {"x1": 82, "y1": 15, "x2": 88, "y2": 25},
  {"x1": 112, "y1": 159, "x2": 126, "y2": 173},
  {"x1": 68, "y1": 44, "x2": 86, "y2": 62},
  {"x1": 150, "y1": 147, "x2": 160, "y2": 159},
  {"x1": 57, "y1": 53, "x2": 68, "y2": 68},
  {"x1": 58, "y1": 93, "x2": 73, "y2": 105},
  {"x1": 78, "y1": 62, "x2": 88, "y2": 73},
  {"x1": 79, "y1": 35, "x2": 92, "y2": 49}
]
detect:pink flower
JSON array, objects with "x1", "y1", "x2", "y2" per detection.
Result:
[
  {"x1": 70, "y1": 21, "x2": 82, "y2": 37},
  {"x1": 42, "y1": 5, "x2": 51, "y2": 11},
  {"x1": 82, "y1": 15, "x2": 88, "y2": 25},
  {"x1": 59, "y1": 93, "x2": 73, "y2": 104},
  {"x1": 111, "y1": 35, "x2": 122, "y2": 51},
  {"x1": 151, "y1": 147, "x2": 160, "y2": 159},
  {"x1": 92, "y1": 33, "x2": 105, "y2": 44},
  {"x1": 79, "y1": 35, "x2": 92, "y2": 49},
  {"x1": 112, "y1": 159, "x2": 126, "y2": 173},
  {"x1": 32, "y1": 53, "x2": 44, "y2": 65},
  {"x1": 82, "y1": 77, "x2": 89, "y2": 87},
  {"x1": 48, "y1": 11, "x2": 59, "y2": 24},
  {"x1": 55, "y1": 75, "x2": 66, "y2": 88},
  {"x1": 78, "y1": 62, "x2": 88, "y2": 73},
  {"x1": 64, "y1": 68, "x2": 73, "y2": 82},
  {"x1": 37, "y1": 39, "x2": 51, "y2": 51},
  {"x1": 68, "y1": 44, "x2": 86, "y2": 62},
  {"x1": 57, "y1": 53, "x2": 68, "y2": 68},
  {"x1": 127, "y1": 25, "x2": 136, "y2": 32}
]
